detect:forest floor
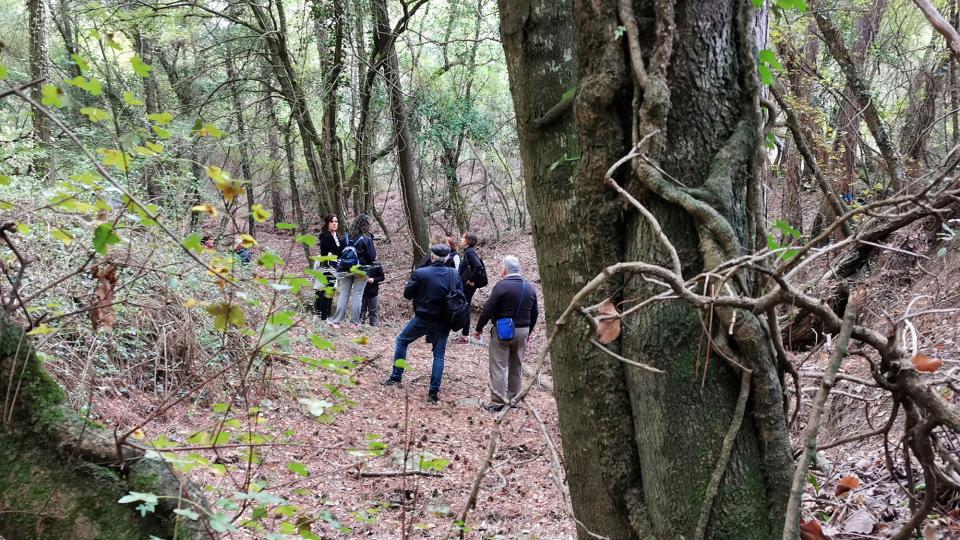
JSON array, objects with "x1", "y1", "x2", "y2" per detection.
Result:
[{"x1": 86, "y1": 230, "x2": 573, "y2": 539}]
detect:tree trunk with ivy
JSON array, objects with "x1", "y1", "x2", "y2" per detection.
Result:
[
  {"x1": 499, "y1": 0, "x2": 793, "y2": 537},
  {"x1": 0, "y1": 314, "x2": 211, "y2": 539},
  {"x1": 28, "y1": 0, "x2": 53, "y2": 180}
]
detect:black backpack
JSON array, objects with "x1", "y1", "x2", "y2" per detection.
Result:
[
  {"x1": 468, "y1": 249, "x2": 489, "y2": 288},
  {"x1": 444, "y1": 269, "x2": 470, "y2": 331}
]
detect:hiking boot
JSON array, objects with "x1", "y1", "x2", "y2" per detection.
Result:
[
  {"x1": 427, "y1": 392, "x2": 440, "y2": 405},
  {"x1": 382, "y1": 377, "x2": 402, "y2": 387}
]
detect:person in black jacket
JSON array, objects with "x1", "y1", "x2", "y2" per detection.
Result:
[
  {"x1": 383, "y1": 244, "x2": 463, "y2": 404},
  {"x1": 330, "y1": 214, "x2": 378, "y2": 328},
  {"x1": 474, "y1": 255, "x2": 538, "y2": 411},
  {"x1": 312, "y1": 214, "x2": 344, "y2": 320},
  {"x1": 359, "y1": 263, "x2": 385, "y2": 326},
  {"x1": 456, "y1": 232, "x2": 484, "y2": 343}
]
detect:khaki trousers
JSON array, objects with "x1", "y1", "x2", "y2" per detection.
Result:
[{"x1": 488, "y1": 326, "x2": 530, "y2": 404}]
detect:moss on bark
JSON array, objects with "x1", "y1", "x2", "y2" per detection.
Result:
[{"x1": 0, "y1": 314, "x2": 212, "y2": 539}]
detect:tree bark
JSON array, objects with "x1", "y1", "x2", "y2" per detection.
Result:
[
  {"x1": 314, "y1": 0, "x2": 349, "y2": 220},
  {"x1": 373, "y1": 0, "x2": 429, "y2": 264},
  {"x1": 0, "y1": 314, "x2": 210, "y2": 539},
  {"x1": 134, "y1": 31, "x2": 163, "y2": 201},
  {"x1": 261, "y1": 66, "x2": 287, "y2": 226},
  {"x1": 501, "y1": 0, "x2": 793, "y2": 537},
  {"x1": 224, "y1": 48, "x2": 256, "y2": 236},
  {"x1": 28, "y1": 0, "x2": 53, "y2": 179}
]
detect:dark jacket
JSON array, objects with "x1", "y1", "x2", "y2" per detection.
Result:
[
  {"x1": 417, "y1": 252, "x2": 455, "y2": 270},
  {"x1": 363, "y1": 263, "x2": 385, "y2": 299},
  {"x1": 350, "y1": 233, "x2": 377, "y2": 266},
  {"x1": 404, "y1": 262, "x2": 462, "y2": 322},
  {"x1": 318, "y1": 231, "x2": 344, "y2": 268},
  {"x1": 459, "y1": 247, "x2": 483, "y2": 288},
  {"x1": 476, "y1": 275, "x2": 538, "y2": 333}
]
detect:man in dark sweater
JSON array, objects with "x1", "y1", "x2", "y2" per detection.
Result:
[
  {"x1": 383, "y1": 244, "x2": 463, "y2": 404},
  {"x1": 474, "y1": 255, "x2": 538, "y2": 411}
]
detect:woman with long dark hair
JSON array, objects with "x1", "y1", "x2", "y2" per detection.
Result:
[
  {"x1": 329, "y1": 214, "x2": 377, "y2": 328},
  {"x1": 312, "y1": 214, "x2": 344, "y2": 320}
]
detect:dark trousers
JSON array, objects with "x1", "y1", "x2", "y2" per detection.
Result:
[
  {"x1": 390, "y1": 317, "x2": 449, "y2": 394},
  {"x1": 360, "y1": 294, "x2": 380, "y2": 326},
  {"x1": 314, "y1": 290, "x2": 333, "y2": 319},
  {"x1": 462, "y1": 285, "x2": 477, "y2": 336}
]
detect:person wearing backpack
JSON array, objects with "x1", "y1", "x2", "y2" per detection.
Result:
[
  {"x1": 473, "y1": 255, "x2": 538, "y2": 412},
  {"x1": 329, "y1": 214, "x2": 377, "y2": 328},
  {"x1": 312, "y1": 214, "x2": 344, "y2": 320},
  {"x1": 383, "y1": 244, "x2": 466, "y2": 404},
  {"x1": 456, "y1": 232, "x2": 487, "y2": 343},
  {"x1": 359, "y1": 262, "x2": 385, "y2": 326}
]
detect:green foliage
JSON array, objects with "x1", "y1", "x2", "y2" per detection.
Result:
[
  {"x1": 92, "y1": 223, "x2": 121, "y2": 254},
  {"x1": 757, "y1": 49, "x2": 783, "y2": 86}
]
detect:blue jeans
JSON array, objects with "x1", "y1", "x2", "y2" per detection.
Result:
[{"x1": 390, "y1": 317, "x2": 449, "y2": 393}]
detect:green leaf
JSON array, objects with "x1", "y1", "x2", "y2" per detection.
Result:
[
  {"x1": 64, "y1": 75, "x2": 102, "y2": 96},
  {"x1": 147, "y1": 111, "x2": 174, "y2": 125},
  {"x1": 561, "y1": 86, "x2": 577, "y2": 102},
  {"x1": 15, "y1": 223, "x2": 29, "y2": 234},
  {"x1": 93, "y1": 223, "x2": 121, "y2": 255},
  {"x1": 173, "y1": 508, "x2": 200, "y2": 520},
  {"x1": 0, "y1": 175, "x2": 10, "y2": 185},
  {"x1": 251, "y1": 204, "x2": 271, "y2": 223},
  {"x1": 199, "y1": 122, "x2": 224, "y2": 138},
  {"x1": 123, "y1": 91, "x2": 144, "y2": 106},
  {"x1": 152, "y1": 125, "x2": 171, "y2": 139},
  {"x1": 295, "y1": 234, "x2": 317, "y2": 247},
  {"x1": 766, "y1": 234, "x2": 780, "y2": 252},
  {"x1": 41, "y1": 84, "x2": 64, "y2": 108},
  {"x1": 212, "y1": 403, "x2": 230, "y2": 413},
  {"x1": 256, "y1": 251, "x2": 284, "y2": 270},
  {"x1": 51, "y1": 228, "x2": 75, "y2": 245},
  {"x1": 205, "y1": 302, "x2": 245, "y2": 331},
  {"x1": 304, "y1": 269, "x2": 328, "y2": 285},
  {"x1": 268, "y1": 310, "x2": 296, "y2": 326},
  {"x1": 0, "y1": 64, "x2": 7, "y2": 80},
  {"x1": 275, "y1": 222, "x2": 297, "y2": 230},
  {"x1": 117, "y1": 492, "x2": 159, "y2": 516},
  {"x1": 394, "y1": 359, "x2": 408, "y2": 369},
  {"x1": 287, "y1": 461, "x2": 309, "y2": 477},
  {"x1": 758, "y1": 49, "x2": 783, "y2": 70},
  {"x1": 71, "y1": 53, "x2": 90, "y2": 73},
  {"x1": 131, "y1": 55, "x2": 154, "y2": 78},
  {"x1": 309, "y1": 334, "x2": 333, "y2": 351},
  {"x1": 752, "y1": 0, "x2": 763, "y2": 6},
  {"x1": 97, "y1": 148, "x2": 132, "y2": 171},
  {"x1": 209, "y1": 513, "x2": 235, "y2": 532},
  {"x1": 772, "y1": 219, "x2": 802, "y2": 239},
  {"x1": 182, "y1": 233, "x2": 203, "y2": 253},
  {"x1": 758, "y1": 64, "x2": 774, "y2": 86},
  {"x1": 79, "y1": 107, "x2": 111, "y2": 122},
  {"x1": 26, "y1": 324, "x2": 57, "y2": 335}
]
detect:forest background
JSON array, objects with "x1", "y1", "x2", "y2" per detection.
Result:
[{"x1": 2, "y1": 0, "x2": 960, "y2": 538}]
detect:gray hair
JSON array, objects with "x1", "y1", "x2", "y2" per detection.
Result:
[{"x1": 501, "y1": 255, "x2": 521, "y2": 274}]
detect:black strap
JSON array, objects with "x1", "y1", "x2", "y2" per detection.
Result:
[{"x1": 514, "y1": 279, "x2": 528, "y2": 319}]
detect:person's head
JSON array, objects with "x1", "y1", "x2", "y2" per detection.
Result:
[
  {"x1": 349, "y1": 213, "x2": 372, "y2": 238},
  {"x1": 201, "y1": 235, "x2": 214, "y2": 249},
  {"x1": 446, "y1": 236, "x2": 458, "y2": 250},
  {"x1": 322, "y1": 214, "x2": 339, "y2": 234},
  {"x1": 461, "y1": 233, "x2": 478, "y2": 249},
  {"x1": 430, "y1": 244, "x2": 451, "y2": 263},
  {"x1": 500, "y1": 255, "x2": 521, "y2": 277}
]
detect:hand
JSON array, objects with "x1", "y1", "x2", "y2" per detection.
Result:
[
  {"x1": 467, "y1": 281, "x2": 475, "y2": 287},
  {"x1": 473, "y1": 331, "x2": 481, "y2": 340},
  {"x1": 367, "y1": 277, "x2": 375, "y2": 284}
]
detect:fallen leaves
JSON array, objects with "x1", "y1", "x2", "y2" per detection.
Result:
[
  {"x1": 911, "y1": 354, "x2": 943, "y2": 373},
  {"x1": 800, "y1": 519, "x2": 830, "y2": 540},
  {"x1": 596, "y1": 299, "x2": 621, "y2": 344},
  {"x1": 834, "y1": 475, "x2": 861, "y2": 497},
  {"x1": 842, "y1": 509, "x2": 876, "y2": 534},
  {"x1": 90, "y1": 263, "x2": 118, "y2": 332}
]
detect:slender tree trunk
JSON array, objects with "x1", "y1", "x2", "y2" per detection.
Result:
[
  {"x1": 262, "y1": 66, "x2": 287, "y2": 225},
  {"x1": 134, "y1": 31, "x2": 163, "y2": 200},
  {"x1": 501, "y1": 0, "x2": 793, "y2": 537},
  {"x1": 899, "y1": 57, "x2": 945, "y2": 169},
  {"x1": 28, "y1": 0, "x2": 53, "y2": 179},
  {"x1": 249, "y1": 0, "x2": 333, "y2": 216},
  {"x1": 315, "y1": 0, "x2": 349, "y2": 220},
  {"x1": 814, "y1": 2, "x2": 905, "y2": 192},
  {"x1": 373, "y1": 0, "x2": 429, "y2": 264},
  {"x1": 52, "y1": 0, "x2": 81, "y2": 78},
  {"x1": 284, "y1": 122, "x2": 310, "y2": 263},
  {"x1": 224, "y1": 51, "x2": 256, "y2": 236}
]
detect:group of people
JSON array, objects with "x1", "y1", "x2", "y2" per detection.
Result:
[{"x1": 310, "y1": 214, "x2": 540, "y2": 409}]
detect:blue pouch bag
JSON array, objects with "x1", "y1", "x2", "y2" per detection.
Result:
[{"x1": 494, "y1": 280, "x2": 528, "y2": 341}]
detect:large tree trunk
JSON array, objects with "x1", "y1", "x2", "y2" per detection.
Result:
[
  {"x1": 0, "y1": 314, "x2": 210, "y2": 539},
  {"x1": 500, "y1": 0, "x2": 792, "y2": 537},
  {"x1": 314, "y1": 0, "x2": 349, "y2": 220},
  {"x1": 373, "y1": 0, "x2": 429, "y2": 264}
]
